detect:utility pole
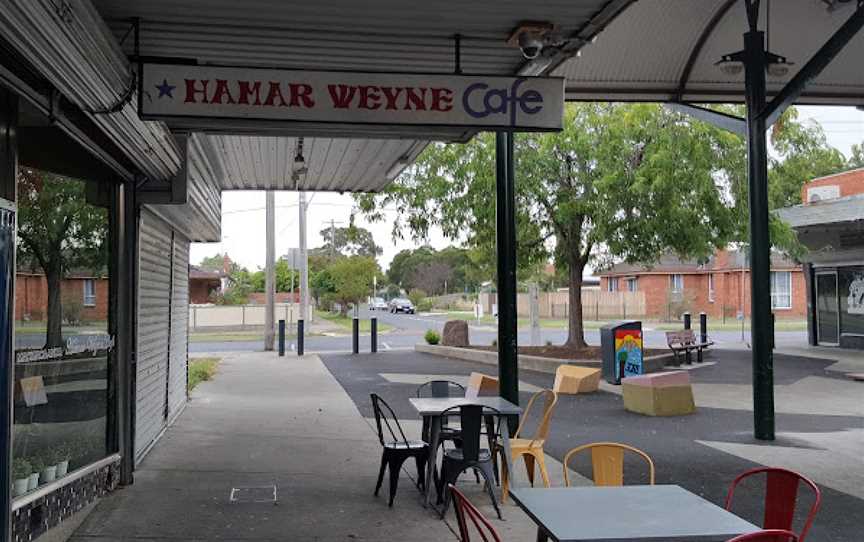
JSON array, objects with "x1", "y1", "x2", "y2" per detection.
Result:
[
  {"x1": 264, "y1": 191, "x2": 275, "y2": 351},
  {"x1": 299, "y1": 191, "x2": 309, "y2": 324}
]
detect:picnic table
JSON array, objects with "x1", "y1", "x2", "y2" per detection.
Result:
[
  {"x1": 510, "y1": 485, "x2": 759, "y2": 542},
  {"x1": 408, "y1": 396, "x2": 522, "y2": 507}
]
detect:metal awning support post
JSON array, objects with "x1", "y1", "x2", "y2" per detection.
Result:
[
  {"x1": 743, "y1": 4, "x2": 775, "y2": 440},
  {"x1": 495, "y1": 132, "x2": 518, "y2": 407},
  {"x1": 0, "y1": 84, "x2": 17, "y2": 542}
]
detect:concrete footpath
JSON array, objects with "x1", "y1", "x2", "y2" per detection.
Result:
[{"x1": 71, "y1": 352, "x2": 467, "y2": 541}]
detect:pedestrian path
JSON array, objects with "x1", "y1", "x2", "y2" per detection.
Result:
[
  {"x1": 71, "y1": 352, "x2": 458, "y2": 541},
  {"x1": 71, "y1": 351, "x2": 563, "y2": 541}
]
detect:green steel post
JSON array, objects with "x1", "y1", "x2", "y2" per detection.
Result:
[
  {"x1": 744, "y1": 29, "x2": 775, "y2": 440},
  {"x1": 495, "y1": 132, "x2": 518, "y2": 407}
]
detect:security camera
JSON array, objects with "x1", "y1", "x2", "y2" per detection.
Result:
[{"x1": 518, "y1": 32, "x2": 544, "y2": 60}]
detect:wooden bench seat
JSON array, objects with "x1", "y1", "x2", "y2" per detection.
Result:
[{"x1": 665, "y1": 329, "x2": 713, "y2": 365}]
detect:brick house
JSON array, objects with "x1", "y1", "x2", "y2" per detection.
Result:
[
  {"x1": 596, "y1": 249, "x2": 806, "y2": 320},
  {"x1": 189, "y1": 266, "x2": 222, "y2": 304},
  {"x1": 15, "y1": 272, "x2": 109, "y2": 322}
]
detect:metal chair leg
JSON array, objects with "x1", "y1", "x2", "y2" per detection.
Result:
[
  {"x1": 477, "y1": 462, "x2": 503, "y2": 519},
  {"x1": 374, "y1": 453, "x2": 387, "y2": 496}
]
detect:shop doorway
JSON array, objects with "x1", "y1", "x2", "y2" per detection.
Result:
[{"x1": 815, "y1": 271, "x2": 839, "y2": 346}]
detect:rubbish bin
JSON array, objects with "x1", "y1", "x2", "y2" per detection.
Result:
[{"x1": 600, "y1": 321, "x2": 644, "y2": 385}]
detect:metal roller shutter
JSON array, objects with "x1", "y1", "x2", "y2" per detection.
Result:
[
  {"x1": 135, "y1": 209, "x2": 172, "y2": 461},
  {"x1": 167, "y1": 233, "x2": 189, "y2": 420}
]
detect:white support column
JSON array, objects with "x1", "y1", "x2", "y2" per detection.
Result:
[{"x1": 264, "y1": 191, "x2": 275, "y2": 351}]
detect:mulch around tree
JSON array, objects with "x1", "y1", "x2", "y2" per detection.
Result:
[{"x1": 467, "y1": 344, "x2": 666, "y2": 361}]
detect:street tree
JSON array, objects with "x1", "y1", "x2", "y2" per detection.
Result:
[
  {"x1": 326, "y1": 256, "x2": 379, "y2": 315},
  {"x1": 198, "y1": 253, "x2": 230, "y2": 273},
  {"x1": 17, "y1": 170, "x2": 108, "y2": 348},
  {"x1": 319, "y1": 224, "x2": 382, "y2": 258},
  {"x1": 848, "y1": 141, "x2": 864, "y2": 169},
  {"x1": 357, "y1": 103, "x2": 746, "y2": 348}
]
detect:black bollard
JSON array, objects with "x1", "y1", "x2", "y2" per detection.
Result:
[
  {"x1": 278, "y1": 319, "x2": 285, "y2": 356},
  {"x1": 698, "y1": 312, "x2": 707, "y2": 362},
  {"x1": 683, "y1": 312, "x2": 691, "y2": 330},
  {"x1": 352, "y1": 317, "x2": 359, "y2": 354},
  {"x1": 371, "y1": 317, "x2": 377, "y2": 353},
  {"x1": 297, "y1": 319, "x2": 304, "y2": 356}
]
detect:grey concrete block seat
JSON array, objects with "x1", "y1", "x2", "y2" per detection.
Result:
[{"x1": 371, "y1": 394, "x2": 429, "y2": 507}]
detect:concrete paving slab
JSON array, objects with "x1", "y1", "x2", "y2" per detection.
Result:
[{"x1": 72, "y1": 352, "x2": 459, "y2": 542}]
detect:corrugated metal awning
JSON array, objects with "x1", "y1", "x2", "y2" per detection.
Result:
[
  {"x1": 555, "y1": 0, "x2": 864, "y2": 104},
  {"x1": 202, "y1": 135, "x2": 425, "y2": 192}
]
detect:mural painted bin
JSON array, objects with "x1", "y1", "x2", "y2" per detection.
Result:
[{"x1": 600, "y1": 321, "x2": 643, "y2": 385}]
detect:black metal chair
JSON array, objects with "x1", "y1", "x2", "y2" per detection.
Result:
[
  {"x1": 436, "y1": 404, "x2": 502, "y2": 519},
  {"x1": 416, "y1": 380, "x2": 466, "y2": 447},
  {"x1": 370, "y1": 393, "x2": 429, "y2": 507}
]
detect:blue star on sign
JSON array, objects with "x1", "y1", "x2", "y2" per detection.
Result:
[{"x1": 155, "y1": 79, "x2": 176, "y2": 99}]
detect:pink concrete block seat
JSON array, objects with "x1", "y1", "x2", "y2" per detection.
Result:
[{"x1": 622, "y1": 371, "x2": 690, "y2": 388}]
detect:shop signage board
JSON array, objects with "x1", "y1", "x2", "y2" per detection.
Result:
[{"x1": 139, "y1": 64, "x2": 564, "y2": 131}]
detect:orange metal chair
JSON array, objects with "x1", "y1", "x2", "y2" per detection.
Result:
[
  {"x1": 727, "y1": 529, "x2": 799, "y2": 541},
  {"x1": 562, "y1": 442, "x2": 655, "y2": 487},
  {"x1": 448, "y1": 484, "x2": 502, "y2": 542},
  {"x1": 496, "y1": 389, "x2": 558, "y2": 502},
  {"x1": 725, "y1": 467, "x2": 821, "y2": 542}
]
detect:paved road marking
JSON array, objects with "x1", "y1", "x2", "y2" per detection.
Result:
[{"x1": 381, "y1": 341, "x2": 391, "y2": 351}]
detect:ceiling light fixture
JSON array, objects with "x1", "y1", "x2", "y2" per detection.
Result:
[{"x1": 293, "y1": 137, "x2": 308, "y2": 176}]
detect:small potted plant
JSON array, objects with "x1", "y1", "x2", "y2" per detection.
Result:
[
  {"x1": 38, "y1": 452, "x2": 57, "y2": 484},
  {"x1": 26, "y1": 457, "x2": 41, "y2": 491},
  {"x1": 54, "y1": 444, "x2": 71, "y2": 478},
  {"x1": 12, "y1": 458, "x2": 31, "y2": 497}
]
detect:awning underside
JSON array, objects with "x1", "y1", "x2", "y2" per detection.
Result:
[{"x1": 555, "y1": 0, "x2": 864, "y2": 105}]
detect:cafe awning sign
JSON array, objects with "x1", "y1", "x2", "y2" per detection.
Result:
[{"x1": 139, "y1": 64, "x2": 564, "y2": 132}]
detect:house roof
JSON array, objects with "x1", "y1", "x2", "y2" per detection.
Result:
[
  {"x1": 777, "y1": 194, "x2": 864, "y2": 229},
  {"x1": 190, "y1": 266, "x2": 223, "y2": 280},
  {"x1": 596, "y1": 249, "x2": 799, "y2": 277}
]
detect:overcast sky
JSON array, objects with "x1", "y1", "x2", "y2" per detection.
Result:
[{"x1": 190, "y1": 105, "x2": 864, "y2": 273}]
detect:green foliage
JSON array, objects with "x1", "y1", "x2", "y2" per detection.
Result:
[
  {"x1": 249, "y1": 259, "x2": 299, "y2": 293},
  {"x1": 848, "y1": 141, "x2": 864, "y2": 169},
  {"x1": 386, "y1": 245, "x2": 480, "y2": 294},
  {"x1": 407, "y1": 288, "x2": 427, "y2": 307},
  {"x1": 220, "y1": 267, "x2": 254, "y2": 305},
  {"x1": 424, "y1": 329, "x2": 440, "y2": 345},
  {"x1": 188, "y1": 357, "x2": 220, "y2": 391},
  {"x1": 61, "y1": 292, "x2": 83, "y2": 326},
  {"x1": 319, "y1": 224, "x2": 382, "y2": 258},
  {"x1": 198, "y1": 253, "x2": 229, "y2": 272},
  {"x1": 12, "y1": 458, "x2": 32, "y2": 479},
  {"x1": 417, "y1": 299, "x2": 433, "y2": 312},
  {"x1": 311, "y1": 267, "x2": 337, "y2": 304},
  {"x1": 327, "y1": 256, "x2": 380, "y2": 315},
  {"x1": 385, "y1": 283, "x2": 402, "y2": 299},
  {"x1": 16, "y1": 170, "x2": 108, "y2": 347}
]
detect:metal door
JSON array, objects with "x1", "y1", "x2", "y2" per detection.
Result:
[{"x1": 815, "y1": 271, "x2": 839, "y2": 346}]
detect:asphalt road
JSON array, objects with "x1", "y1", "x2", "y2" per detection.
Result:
[{"x1": 190, "y1": 306, "x2": 809, "y2": 353}]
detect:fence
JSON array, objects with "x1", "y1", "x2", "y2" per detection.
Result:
[
  {"x1": 480, "y1": 290, "x2": 645, "y2": 320},
  {"x1": 189, "y1": 303, "x2": 314, "y2": 331}
]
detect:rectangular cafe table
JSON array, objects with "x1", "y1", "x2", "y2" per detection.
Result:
[
  {"x1": 408, "y1": 396, "x2": 522, "y2": 507},
  {"x1": 510, "y1": 485, "x2": 760, "y2": 541}
]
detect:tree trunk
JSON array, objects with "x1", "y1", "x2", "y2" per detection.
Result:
[
  {"x1": 45, "y1": 266, "x2": 63, "y2": 349},
  {"x1": 565, "y1": 258, "x2": 588, "y2": 349}
]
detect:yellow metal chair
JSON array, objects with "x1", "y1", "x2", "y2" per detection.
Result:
[
  {"x1": 562, "y1": 442, "x2": 655, "y2": 487},
  {"x1": 496, "y1": 389, "x2": 558, "y2": 502}
]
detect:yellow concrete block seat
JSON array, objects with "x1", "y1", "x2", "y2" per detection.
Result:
[
  {"x1": 466, "y1": 372, "x2": 499, "y2": 398},
  {"x1": 622, "y1": 370, "x2": 695, "y2": 416},
  {"x1": 553, "y1": 365, "x2": 601, "y2": 395}
]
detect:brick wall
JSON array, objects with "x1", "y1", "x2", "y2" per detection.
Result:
[
  {"x1": 600, "y1": 269, "x2": 805, "y2": 320},
  {"x1": 15, "y1": 275, "x2": 108, "y2": 322},
  {"x1": 246, "y1": 292, "x2": 299, "y2": 304},
  {"x1": 190, "y1": 279, "x2": 219, "y2": 304},
  {"x1": 801, "y1": 168, "x2": 864, "y2": 203}
]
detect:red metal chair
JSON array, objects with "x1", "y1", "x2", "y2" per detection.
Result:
[
  {"x1": 448, "y1": 484, "x2": 502, "y2": 542},
  {"x1": 727, "y1": 529, "x2": 799, "y2": 541},
  {"x1": 725, "y1": 467, "x2": 821, "y2": 542}
]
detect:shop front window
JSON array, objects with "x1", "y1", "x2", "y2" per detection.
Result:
[
  {"x1": 12, "y1": 169, "x2": 113, "y2": 498},
  {"x1": 839, "y1": 267, "x2": 864, "y2": 337}
]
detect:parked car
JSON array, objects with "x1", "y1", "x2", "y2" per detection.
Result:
[
  {"x1": 370, "y1": 297, "x2": 388, "y2": 311},
  {"x1": 388, "y1": 298, "x2": 415, "y2": 314}
]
